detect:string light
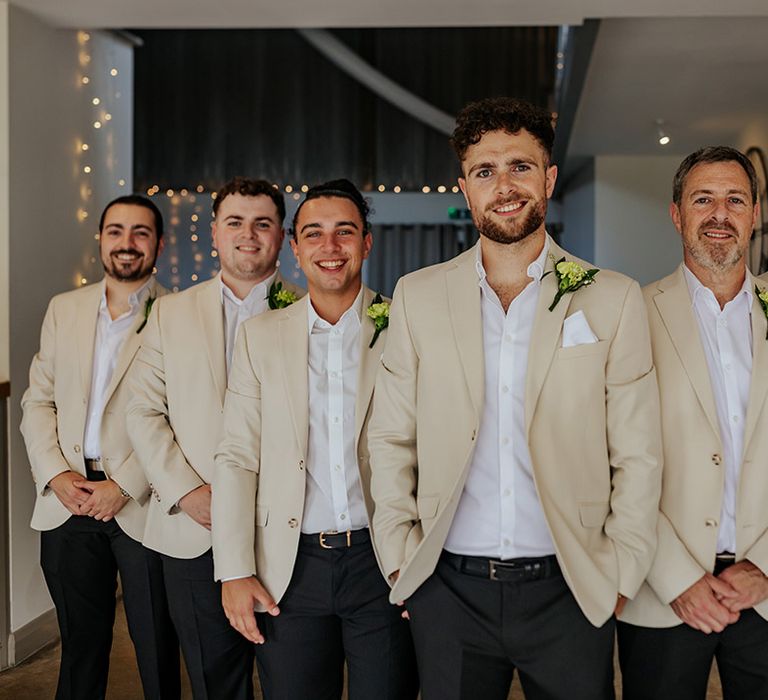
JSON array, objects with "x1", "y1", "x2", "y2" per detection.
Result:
[
  {"x1": 110, "y1": 68, "x2": 118, "y2": 76},
  {"x1": 393, "y1": 186, "x2": 401, "y2": 193},
  {"x1": 422, "y1": 186, "x2": 431, "y2": 193},
  {"x1": 104, "y1": 113, "x2": 112, "y2": 121},
  {"x1": 451, "y1": 186, "x2": 460, "y2": 193},
  {"x1": 285, "y1": 185, "x2": 293, "y2": 193},
  {"x1": 83, "y1": 165, "x2": 91, "y2": 173},
  {"x1": 437, "y1": 185, "x2": 446, "y2": 193},
  {"x1": 378, "y1": 185, "x2": 385, "y2": 192},
  {"x1": 92, "y1": 97, "x2": 100, "y2": 105},
  {"x1": 301, "y1": 185, "x2": 309, "y2": 193},
  {"x1": 81, "y1": 143, "x2": 89, "y2": 151},
  {"x1": 93, "y1": 121, "x2": 102, "y2": 129},
  {"x1": 81, "y1": 76, "x2": 90, "y2": 85}
]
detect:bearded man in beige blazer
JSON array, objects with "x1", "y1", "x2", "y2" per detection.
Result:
[
  {"x1": 618, "y1": 147, "x2": 768, "y2": 700},
  {"x1": 212, "y1": 179, "x2": 417, "y2": 700},
  {"x1": 21, "y1": 195, "x2": 179, "y2": 700},
  {"x1": 367, "y1": 97, "x2": 662, "y2": 700},
  {"x1": 126, "y1": 177, "x2": 303, "y2": 700}
]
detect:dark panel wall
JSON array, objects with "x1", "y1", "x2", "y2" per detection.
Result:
[{"x1": 134, "y1": 27, "x2": 557, "y2": 192}]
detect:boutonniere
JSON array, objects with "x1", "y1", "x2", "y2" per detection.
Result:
[
  {"x1": 366, "y1": 293, "x2": 389, "y2": 348},
  {"x1": 267, "y1": 280, "x2": 298, "y2": 310},
  {"x1": 542, "y1": 256, "x2": 599, "y2": 311},
  {"x1": 755, "y1": 286, "x2": 768, "y2": 339},
  {"x1": 136, "y1": 295, "x2": 156, "y2": 334}
]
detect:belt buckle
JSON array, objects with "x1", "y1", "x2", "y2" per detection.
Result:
[
  {"x1": 489, "y1": 560, "x2": 500, "y2": 581},
  {"x1": 319, "y1": 530, "x2": 336, "y2": 549}
]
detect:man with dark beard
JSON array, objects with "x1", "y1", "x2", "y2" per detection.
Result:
[
  {"x1": 618, "y1": 147, "x2": 768, "y2": 700},
  {"x1": 21, "y1": 195, "x2": 179, "y2": 700},
  {"x1": 367, "y1": 97, "x2": 662, "y2": 700}
]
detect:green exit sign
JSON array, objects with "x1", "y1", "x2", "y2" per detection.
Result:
[{"x1": 447, "y1": 207, "x2": 471, "y2": 220}]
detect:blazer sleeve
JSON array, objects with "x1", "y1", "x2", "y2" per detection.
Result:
[
  {"x1": 368, "y1": 279, "x2": 421, "y2": 578},
  {"x1": 125, "y1": 299, "x2": 205, "y2": 512},
  {"x1": 603, "y1": 280, "x2": 664, "y2": 599},
  {"x1": 211, "y1": 328, "x2": 261, "y2": 581},
  {"x1": 20, "y1": 296, "x2": 72, "y2": 493}
]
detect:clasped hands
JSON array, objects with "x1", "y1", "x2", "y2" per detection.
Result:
[
  {"x1": 671, "y1": 562, "x2": 768, "y2": 634},
  {"x1": 49, "y1": 470, "x2": 129, "y2": 521}
]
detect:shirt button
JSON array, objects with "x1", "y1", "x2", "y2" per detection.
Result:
[
  {"x1": 330, "y1": 371, "x2": 338, "y2": 378},
  {"x1": 333, "y1": 416, "x2": 340, "y2": 423},
  {"x1": 503, "y1": 538, "x2": 511, "y2": 547},
  {"x1": 503, "y1": 489, "x2": 511, "y2": 497},
  {"x1": 501, "y1": 385, "x2": 509, "y2": 393},
  {"x1": 502, "y1": 437, "x2": 510, "y2": 446},
  {"x1": 732, "y1": 415, "x2": 739, "y2": 423},
  {"x1": 340, "y1": 513, "x2": 347, "y2": 521},
  {"x1": 335, "y1": 464, "x2": 341, "y2": 471}
]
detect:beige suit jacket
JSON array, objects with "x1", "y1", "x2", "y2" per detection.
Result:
[
  {"x1": 21, "y1": 278, "x2": 168, "y2": 541},
  {"x1": 211, "y1": 287, "x2": 387, "y2": 608},
  {"x1": 368, "y1": 239, "x2": 663, "y2": 627},
  {"x1": 621, "y1": 265, "x2": 768, "y2": 627},
  {"x1": 126, "y1": 273, "x2": 304, "y2": 559}
]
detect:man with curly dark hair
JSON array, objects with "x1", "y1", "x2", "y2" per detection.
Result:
[{"x1": 368, "y1": 96, "x2": 663, "y2": 700}]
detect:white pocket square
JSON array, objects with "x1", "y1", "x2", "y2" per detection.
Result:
[{"x1": 561, "y1": 310, "x2": 599, "y2": 348}]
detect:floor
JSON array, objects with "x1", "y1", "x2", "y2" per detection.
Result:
[{"x1": 0, "y1": 600, "x2": 724, "y2": 699}]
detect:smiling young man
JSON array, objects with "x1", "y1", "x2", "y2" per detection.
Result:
[
  {"x1": 21, "y1": 195, "x2": 179, "y2": 700},
  {"x1": 618, "y1": 147, "x2": 768, "y2": 700},
  {"x1": 211, "y1": 180, "x2": 418, "y2": 700},
  {"x1": 126, "y1": 177, "x2": 303, "y2": 699},
  {"x1": 367, "y1": 97, "x2": 663, "y2": 700}
]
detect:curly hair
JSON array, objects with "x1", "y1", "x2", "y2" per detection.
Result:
[
  {"x1": 450, "y1": 97, "x2": 555, "y2": 163},
  {"x1": 291, "y1": 179, "x2": 371, "y2": 237},
  {"x1": 213, "y1": 176, "x2": 286, "y2": 223}
]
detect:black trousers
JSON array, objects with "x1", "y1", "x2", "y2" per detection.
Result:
[
  {"x1": 161, "y1": 549, "x2": 254, "y2": 700},
  {"x1": 255, "y1": 536, "x2": 419, "y2": 700},
  {"x1": 618, "y1": 610, "x2": 768, "y2": 700},
  {"x1": 40, "y1": 515, "x2": 180, "y2": 700},
  {"x1": 406, "y1": 551, "x2": 616, "y2": 700}
]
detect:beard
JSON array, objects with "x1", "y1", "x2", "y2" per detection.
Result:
[
  {"x1": 102, "y1": 247, "x2": 157, "y2": 282},
  {"x1": 474, "y1": 196, "x2": 547, "y2": 245},
  {"x1": 683, "y1": 217, "x2": 746, "y2": 272}
]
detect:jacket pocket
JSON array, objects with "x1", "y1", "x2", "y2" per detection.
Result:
[
  {"x1": 555, "y1": 340, "x2": 608, "y2": 360},
  {"x1": 417, "y1": 494, "x2": 440, "y2": 520},
  {"x1": 579, "y1": 501, "x2": 609, "y2": 528}
]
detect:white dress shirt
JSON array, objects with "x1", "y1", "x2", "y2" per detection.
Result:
[
  {"x1": 83, "y1": 279, "x2": 153, "y2": 464},
  {"x1": 445, "y1": 236, "x2": 556, "y2": 559},
  {"x1": 684, "y1": 266, "x2": 753, "y2": 554},
  {"x1": 302, "y1": 290, "x2": 369, "y2": 534},
  {"x1": 219, "y1": 270, "x2": 277, "y2": 373}
]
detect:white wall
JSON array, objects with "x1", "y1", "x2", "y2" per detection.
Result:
[
  {"x1": 561, "y1": 160, "x2": 595, "y2": 262},
  {"x1": 0, "y1": 2, "x2": 8, "y2": 383},
  {"x1": 593, "y1": 155, "x2": 683, "y2": 286},
  {"x1": 6, "y1": 5, "x2": 132, "y2": 648}
]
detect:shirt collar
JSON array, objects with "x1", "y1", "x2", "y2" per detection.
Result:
[
  {"x1": 307, "y1": 286, "x2": 364, "y2": 334},
  {"x1": 218, "y1": 268, "x2": 278, "y2": 308},
  {"x1": 475, "y1": 233, "x2": 551, "y2": 286},
  {"x1": 98, "y1": 277, "x2": 154, "y2": 318},
  {"x1": 683, "y1": 264, "x2": 753, "y2": 310}
]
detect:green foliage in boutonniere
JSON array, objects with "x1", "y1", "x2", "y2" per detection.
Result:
[
  {"x1": 542, "y1": 256, "x2": 599, "y2": 312},
  {"x1": 136, "y1": 295, "x2": 156, "y2": 334},
  {"x1": 267, "y1": 280, "x2": 298, "y2": 310},
  {"x1": 755, "y1": 286, "x2": 768, "y2": 339},
  {"x1": 366, "y1": 293, "x2": 390, "y2": 348}
]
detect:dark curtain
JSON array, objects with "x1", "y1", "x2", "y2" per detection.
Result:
[{"x1": 133, "y1": 27, "x2": 557, "y2": 193}]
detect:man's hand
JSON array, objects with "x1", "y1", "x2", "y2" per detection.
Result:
[
  {"x1": 178, "y1": 484, "x2": 212, "y2": 529},
  {"x1": 718, "y1": 561, "x2": 768, "y2": 612},
  {"x1": 614, "y1": 594, "x2": 627, "y2": 617},
  {"x1": 670, "y1": 573, "x2": 740, "y2": 633},
  {"x1": 48, "y1": 471, "x2": 91, "y2": 515},
  {"x1": 389, "y1": 569, "x2": 410, "y2": 620},
  {"x1": 222, "y1": 577, "x2": 280, "y2": 644},
  {"x1": 74, "y1": 479, "x2": 129, "y2": 521}
]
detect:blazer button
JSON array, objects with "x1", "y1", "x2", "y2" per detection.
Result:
[
  {"x1": 74, "y1": 444, "x2": 81, "y2": 453},
  {"x1": 705, "y1": 518, "x2": 718, "y2": 527},
  {"x1": 288, "y1": 518, "x2": 298, "y2": 528},
  {"x1": 711, "y1": 454, "x2": 722, "y2": 466}
]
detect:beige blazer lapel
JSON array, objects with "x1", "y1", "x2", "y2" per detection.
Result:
[
  {"x1": 525, "y1": 242, "x2": 575, "y2": 435},
  {"x1": 196, "y1": 279, "x2": 227, "y2": 405},
  {"x1": 279, "y1": 295, "x2": 310, "y2": 459},
  {"x1": 446, "y1": 245, "x2": 484, "y2": 420},
  {"x1": 102, "y1": 280, "x2": 161, "y2": 408},
  {"x1": 76, "y1": 283, "x2": 103, "y2": 398},
  {"x1": 742, "y1": 272, "x2": 768, "y2": 453},
  {"x1": 653, "y1": 265, "x2": 720, "y2": 439},
  {"x1": 355, "y1": 286, "x2": 380, "y2": 453}
]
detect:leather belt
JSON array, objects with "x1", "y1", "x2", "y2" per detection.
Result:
[
  {"x1": 300, "y1": 528, "x2": 370, "y2": 549},
  {"x1": 84, "y1": 458, "x2": 106, "y2": 481},
  {"x1": 442, "y1": 551, "x2": 560, "y2": 583},
  {"x1": 714, "y1": 552, "x2": 736, "y2": 576}
]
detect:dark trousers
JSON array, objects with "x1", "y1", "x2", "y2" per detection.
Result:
[
  {"x1": 255, "y1": 536, "x2": 418, "y2": 700},
  {"x1": 161, "y1": 549, "x2": 254, "y2": 700},
  {"x1": 40, "y1": 515, "x2": 180, "y2": 700},
  {"x1": 618, "y1": 610, "x2": 768, "y2": 700},
  {"x1": 406, "y1": 551, "x2": 616, "y2": 700}
]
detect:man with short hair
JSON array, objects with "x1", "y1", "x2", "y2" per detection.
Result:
[
  {"x1": 21, "y1": 194, "x2": 179, "y2": 700},
  {"x1": 618, "y1": 146, "x2": 768, "y2": 700},
  {"x1": 212, "y1": 179, "x2": 418, "y2": 700},
  {"x1": 127, "y1": 177, "x2": 304, "y2": 699},
  {"x1": 368, "y1": 97, "x2": 662, "y2": 700}
]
